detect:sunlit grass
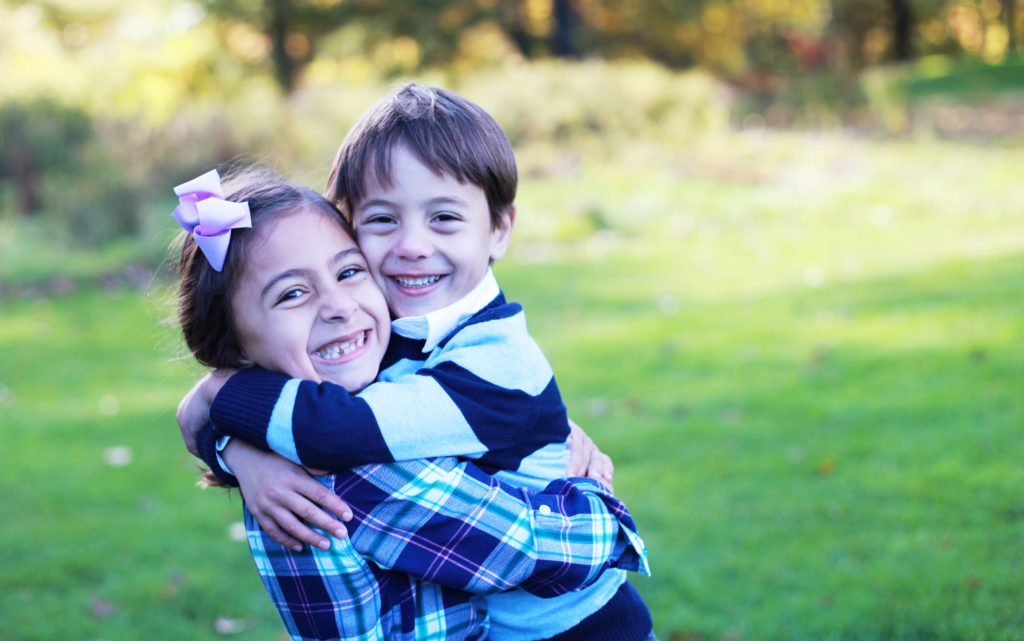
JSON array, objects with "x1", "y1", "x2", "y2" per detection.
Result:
[{"x1": 2, "y1": 129, "x2": 1023, "y2": 639}]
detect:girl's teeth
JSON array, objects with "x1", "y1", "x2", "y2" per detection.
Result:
[
  {"x1": 316, "y1": 332, "x2": 367, "y2": 359},
  {"x1": 395, "y1": 275, "x2": 441, "y2": 288}
]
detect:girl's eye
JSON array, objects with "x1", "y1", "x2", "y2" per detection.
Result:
[
  {"x1": 277, "y1": 288, "x2": 306, "y2": 304},
  {"x1": 338, "y1": 266, "x2": 364, "y2": 280}
]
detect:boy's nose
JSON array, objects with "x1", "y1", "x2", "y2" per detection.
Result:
[{"x1": 392, "y1": 226, "x2": 433, "y2": 260}]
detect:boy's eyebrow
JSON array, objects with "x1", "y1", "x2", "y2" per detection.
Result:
[
  {"x1": 356, "y1": 195, "x2": 471, "y2": 213},
  {"x1": 260, "y1": 248, "x2": 362, "y2": 298}
]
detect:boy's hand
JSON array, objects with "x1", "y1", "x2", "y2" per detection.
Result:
[
  {"x1": 177, "y1": 369, "x2": 236, "y2": 455},
  {"x1": 567, "y1": 419, "x2": 615, "y2": 492},
  {"x1": 222, "y1": 440, "x2": 353, "y2": 552}
]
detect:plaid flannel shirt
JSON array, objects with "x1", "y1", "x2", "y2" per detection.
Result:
[{"x1": 246, "y1": 456, "x2": 649, "y2": 641}]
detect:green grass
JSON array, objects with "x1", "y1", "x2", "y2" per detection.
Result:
[
  {"x1": 904, "y1": 56, "x2": 1024, "y2": 101},
  {"x1": 2, "y1": 130, "x2": 1023, "y2": 640}
]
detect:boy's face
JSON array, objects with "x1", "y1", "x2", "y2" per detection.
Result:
[
  {"x1": 351, "y1": 145, "x2": 514, "y2": 319},
  {"x1": 231, "y1": 208, "x2": 390, "y2": 392}
]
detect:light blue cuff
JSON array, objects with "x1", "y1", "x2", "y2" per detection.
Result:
[{"x1": 215, "y1": 434, "x2": 233, "y2": 475}]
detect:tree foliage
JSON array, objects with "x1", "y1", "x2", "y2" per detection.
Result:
[{"x1": 194, "y1": 0, "x2": 1024, "y2": 95}]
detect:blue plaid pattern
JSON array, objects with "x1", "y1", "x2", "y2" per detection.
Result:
[{"x1": 246, "y1": 457, "x2": 649, "y2": 640}]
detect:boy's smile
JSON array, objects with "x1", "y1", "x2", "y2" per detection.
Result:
[{"x1": 352, "y1": 145, "x2": 513, "y2": 319}]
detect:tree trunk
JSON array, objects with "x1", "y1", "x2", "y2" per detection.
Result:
[
  {"x1": 891, "y1": 0, "x2": 913, "y2": 61},
  {"x1": 500, "y1": 0, "x2": 536, "y2": 58},
  {"x1": 553, "y1": 0, "x2": 579, "y2": 58},
  {"x1": 1005, "y1": 0, "x2": 1018, "y2": 54},
  {"x1": 9, "y1": 144, "x2": 41, "y2": 215},
  {"x1": 267, "y1": 0, "x2": 296, "y2": 94}
]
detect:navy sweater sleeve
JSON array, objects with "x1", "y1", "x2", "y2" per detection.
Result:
[
  {"x1": 210, "y1": 368, "x2": 394, "y2": 469},
  {"x1": 208, "y1": 303, "x2": 570, "y2": 472}
]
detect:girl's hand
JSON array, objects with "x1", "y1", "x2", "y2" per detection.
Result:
[
  {"x1": 222, "y1": 440, "x2": 353, "y2": 552},
  {"x1": 177, "y1": 369, "x2": 236, "y2": 456},
  {"x1": 566, "y1": 419, "x2": 615, "y2": 492}
]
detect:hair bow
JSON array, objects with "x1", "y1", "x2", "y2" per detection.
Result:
[{"x1": 172, "y1": 169, "x2": 251, "y2": 272}]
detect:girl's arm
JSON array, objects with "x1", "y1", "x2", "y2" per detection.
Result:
[
  {"x1": 228, "y1": 445, "x2": 649, "y2": 596},
  {"x1": 221, "y1": 440, "x2": 352, "y2": 553},
  {"x1": 567, "y1": 419, "x2": 615, "y2": 491}
]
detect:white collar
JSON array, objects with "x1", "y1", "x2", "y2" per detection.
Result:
[{"x1": 391, "y1": 269, "x2": 500, "y2": 352}]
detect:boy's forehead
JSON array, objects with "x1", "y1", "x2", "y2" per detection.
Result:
[{"x1": 360, "y1": 144, "x2": 460, "y2": 194}]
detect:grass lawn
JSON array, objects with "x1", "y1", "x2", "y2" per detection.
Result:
[{"x1": 2, "y1": 129, "x2": 1022, "y2": 640}]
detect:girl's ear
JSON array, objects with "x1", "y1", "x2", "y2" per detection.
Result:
[{"x1": 235, "y1": 347, "x2": 254, "y2": 368}]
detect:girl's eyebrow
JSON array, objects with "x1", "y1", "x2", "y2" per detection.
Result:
[
  {"x1": 259, "y1": 248, "x2": 361, "y2": 299},
  {"x1": 329, "y1": 247, "x2": 363, "y2": 265},
  {"x1": 260, "y1": 268, "x2": 312, "y2": 299}
]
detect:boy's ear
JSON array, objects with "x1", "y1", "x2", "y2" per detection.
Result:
[{"x1": 489, "y1": 205, "x2": 516, "y2": 262}]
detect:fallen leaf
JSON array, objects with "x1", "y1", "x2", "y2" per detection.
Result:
[{"x1": 214, "y1": 617, "x2": 250, "y2": 635}]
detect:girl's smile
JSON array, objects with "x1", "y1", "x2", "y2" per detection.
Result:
[{"x1": 231, "y1": 207, "x2": 390, "y2": 392}]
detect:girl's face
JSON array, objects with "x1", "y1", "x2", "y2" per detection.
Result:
[{"x1": 231, "y1": 207, "x2": 390, "y2": 392}]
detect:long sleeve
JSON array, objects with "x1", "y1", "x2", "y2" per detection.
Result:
[
  {"x1": 194, "y1": 423, "x2": 239, "y2": 487},
  {"x1": 281, "y1": 457, "x2": 650, "y2": 596},
  {"x1": 209, "y1": 303, "x2": 571, "y2": 471}
]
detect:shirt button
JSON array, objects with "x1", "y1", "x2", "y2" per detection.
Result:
[{"x1": 538, "y1": 505, "x2": 552, "y2": 516}]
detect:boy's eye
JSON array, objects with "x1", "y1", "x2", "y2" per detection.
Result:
[
  {"x1": 432, "y1": 211, "x2": 460, "y2": 223},
  {"x1": 362, "y1": 213, "x2": 396, "y2": 226}
]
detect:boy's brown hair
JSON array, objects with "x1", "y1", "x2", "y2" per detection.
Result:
[{"x1": 325, "y1": 83, "x2": 517, "y2": 229}]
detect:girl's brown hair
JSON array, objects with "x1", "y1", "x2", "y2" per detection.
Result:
[{"x1": 177, "y1": 169, "x2": 352, "y2": 369}]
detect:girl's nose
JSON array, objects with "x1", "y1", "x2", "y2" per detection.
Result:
[{"x1": 320, "y1": 289, "x2": 359, "y2": 322}]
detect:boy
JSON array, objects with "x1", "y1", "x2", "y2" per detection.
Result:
[{"x1": 181, "y1": 84, "x2": 654, "y2": 640}]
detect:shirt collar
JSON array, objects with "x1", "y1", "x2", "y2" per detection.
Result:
[{"x1": 391, "y1": 269, "x2": 500, "y2": 352}]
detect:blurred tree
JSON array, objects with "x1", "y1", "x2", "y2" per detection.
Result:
[
  {"x1": 892, "y1": 0, "x2": 914, "y2": 60},
  {"x1": 0, "y1": 99, "x2": 91, "y2": 216},
  {"x1": 553, "y1": 0, "x2": 581, "y2": 57},
  {"x1": 1005, "y1": 0, "x2": 1018, "y2": 53},
  {"x1": 495, "y1": 0, "x2": 580, "y2": 59},
  {"x1": 202, "y1": 0, "x2": 360, "y2": 93}
]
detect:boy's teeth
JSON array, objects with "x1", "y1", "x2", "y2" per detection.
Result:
[
  {"x1": 395, "y1": 275, "x2": 441, "y2": 288},
  {"x1": 315, "y1": 332, "x2": 367, "y2": 359}
]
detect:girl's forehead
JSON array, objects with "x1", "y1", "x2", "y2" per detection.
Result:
[{"x1": 241, "y1": 207, "x2": 354, "y2": 269}]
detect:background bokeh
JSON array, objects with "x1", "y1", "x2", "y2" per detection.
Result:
[{"x1": 2, "y1": 1, "x2": 1023, "y2": 639}]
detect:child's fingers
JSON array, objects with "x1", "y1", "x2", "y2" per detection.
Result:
[
  {"x1": 566, "y1": 421, "x2": 593, "y2": 476},
  {"x1": 269, "y1": 503, "x2": 334, "y2": 552},
  {"x1": 300, "y1": 481, "x2": 354, "y2": 527},
  {"x1": 587, "y1": 453, "x2": 615, "y2": 492},
  {"x1": 249, "y1": 506, "x2": 307, "y2": 552},
  {"x1": 292, "y1": 498, "x2": 350, "y2": 542},
  {"x1": 567, "y1": 444, "x2": 588, "y2": 476}
]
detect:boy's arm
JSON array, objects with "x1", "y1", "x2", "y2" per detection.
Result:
[
  {"x1": 321, "y1": 456, "x2": 649, "y2": 595},
  {"x1": 210, "y1": 314, "x2": 565, "y2": 470},
  {"x1": 177, "y1": 369, "x2": 233, "y2": 455}
]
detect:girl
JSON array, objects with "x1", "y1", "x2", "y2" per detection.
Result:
[{"x1": 172, "y1": 168, "x2": 648, "y2": 641}]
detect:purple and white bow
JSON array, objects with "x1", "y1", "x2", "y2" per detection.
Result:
[{"x1": 172, "y1": 169, "x2": 251, "y2": 272}]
